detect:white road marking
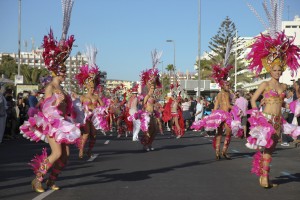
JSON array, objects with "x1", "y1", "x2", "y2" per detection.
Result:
[
  {"x1": 32, "y1": 190, "x2": 55, "y2": 200},
  {"x1": 281, "y1": 171, "x2": 297, "y2": 179},
  {"x1": 231, "y1": 149, "x2": 239, "y2": 153},
  {"x1": 104, "y1": 140, "x2": 110, "y2": 145},
  {"x1": 244, "y1": 155, "x2": 252, "y2": 159}
]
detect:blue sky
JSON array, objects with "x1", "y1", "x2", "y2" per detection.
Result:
[{"x1": 0, "y1": 0, "x2": 299, "y2": 81}]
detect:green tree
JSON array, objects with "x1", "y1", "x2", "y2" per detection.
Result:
[
  {"x1": 206, "y1": 16, "x2": 251, "y2": 87},
  {"x1": 194, "y1": 59, "x2": 214, "y2": 81},
  {"x1": 20, "y1": 65, "x2": 49, "y2": 84},
  {"x1": 165, "y1": 64, "x2": 175, "y2": 79},
  {"x1": 161, "y1": 74, "x2": 170, "y2": 97},
  {"x1": 0, "y1": 55, "x2": 18, "y2": 79}
]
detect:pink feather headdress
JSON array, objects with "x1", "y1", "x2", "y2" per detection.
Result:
[
  {"x1": 140, "y1": 68, "x2": 161, "y2": 88},
  {"x1": 140, "y1": 49, "x2": 162, "y2": 89},
  {"x1": 42, "y1": 29, "x2": 75, "y2": 75},
  {"x1": 42, "y1": 0, "x2": 75, "y2": 76},
  {"x1": 247, "y1": 31, "x2": 300, "y2": 76},
  {"x1": 211, "y1": 65, "x2": 233, "y2": 87},
  {"x1": 75, "y1": 65, "x2": 99, "y2": 87},
  {"x1": 211, "y1": 38, "x2": 234, "y2": 87}
]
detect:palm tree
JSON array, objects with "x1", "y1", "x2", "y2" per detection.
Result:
[{"x1": 21, "y1": 65, "x2": 49, "y2": 84}]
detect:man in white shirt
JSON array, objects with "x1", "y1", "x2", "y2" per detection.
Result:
[
  {"x1": 128, "y1": 90, "x2": 140, "y2": 141},
  {"x1": 195, "y1": 97, "x2": 203, "y2": 121}
]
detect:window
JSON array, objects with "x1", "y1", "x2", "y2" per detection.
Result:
[
  {"x1": 286, "y1": 26, "x2": 291, "y2": 28},
  {"x1": 292, "y1": 26, "x2": 297, "y2": 28}
]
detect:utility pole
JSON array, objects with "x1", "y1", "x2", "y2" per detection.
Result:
[
  {"x1": 18, "y1": 0, "x2": 21, "y2": 76},
  {"x1": 197, "y1": 0, "x2": 201, "y2": 97},
  {"x1": 234, "y1": 29, "x2": 237, "y2": 92}
]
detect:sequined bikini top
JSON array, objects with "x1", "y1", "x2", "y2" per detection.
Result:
[{"x1": 263, "y1": 86, "x2": 285, "y2": 104}]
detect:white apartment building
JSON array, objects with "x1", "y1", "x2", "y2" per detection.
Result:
[
  {"x1": 0, "y1": 49, "x2": 88, "y2": 90},
  {"x1": 105, "y1": 79, "x2": 134, "y2": 97}
]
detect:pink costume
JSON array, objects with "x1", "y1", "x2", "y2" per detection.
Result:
[
  {"x1": 20, "y1": 93, "x2": 80, "y2": 144},
  {"x1": 139, "y1": 49, "x2": 162, "y2": 151},
  {"x1": 75, "y1": 47, "x2": 108, "y2": 158},
  {"x1": 245, "y1": 1, "x2": 300, "y2": 187},
  {"x1": 20, "y1": 0, "x2": 78, "y2": 192}
]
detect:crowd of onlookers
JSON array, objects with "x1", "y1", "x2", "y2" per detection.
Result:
[{"x1": 0, "y1": 87, "x2": 43, "y2": 144}]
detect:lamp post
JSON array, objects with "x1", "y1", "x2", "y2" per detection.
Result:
[
  {"x1": 197, "y1": 0, "x2": 201, "y2": 97},
  {"x1": 18, "y1": 0, "x2": 22, "y2": 76},
  {"x1": 166, "y1": 40, "x2": 176, "y2": 86},
  {"x1": 234, "y1": 29, "x2": 238, "y2": 92}
]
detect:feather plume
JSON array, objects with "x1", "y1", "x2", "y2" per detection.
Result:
[
  {"x1": 247, "y1": 2, "x2": 268, "y2": 30},
  {"x1": 248, "y1": 0, "x2": 284, "y2": 39},
  {"x1": 151, "y1": 49, "x2": 163, "y2": 69},
  {"x1": 61, "y1": 0, "x2": 74, "y2": 41},
  {"x1": 85, "y1": 45, "x2": 98, "y2": 68},
  {"x1": 223, "y1": 38, "x2": 233, "y2": 68}
]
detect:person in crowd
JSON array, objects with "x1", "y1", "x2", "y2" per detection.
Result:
[
  {"x1": 27, "y1": 90, "x2": 40, "y2": 118},
  {"x1": 4, "y1": 94, "x2": 14, "y2": 139},
  {"x1": 235, "y1": 91, "x2": 248, "y2": 138},
  {"x1": 75, "y1": 46, "x2": 105, "y2": 159},
  {"x1": 212, "y1": 81, "x2": 233, "y2": 160},
  {"x1": 28, "y1": 90, "x2": 39, "y2": 108},
  {"x1": 17, "y1": 94, "x2": 27, "y2": 126},
  {"x1": 140, "y1": 49, "x2": 162, "y2": 151},
  {"x1": 205, "y1": 98, "x2": 216, "y2": 137},
  {"x1": 191, "y1": 39, "x2": 235, "y2": 161},
  {"x1": 194, "y1": 97, "x2": 203, "y2": 122},
  {"x1": 245, "y1": 17, "x2": 300, "y2": 188},
  {"x1": 168, "y1": 92, "x2": 185, "y2": 138},
  {"x1": 10, "y1": 101, "x2": 20, "y2": 139},
  {"x1": 245, "y1": 92, "x2": 252, "y2": 138},
  {"x1": 0, "y1": 85, "x2": 7, "y2": 143},
  {"x1": 127, "y1": 85, "x2": 141, "y2": 141},
  {"x1": 19, "y1": 3, "x2": 80, "y2": 192},
  {"x1": 181, "y1": 97, "x2": 191, "y2": 131},
  {"x1": 293, "y1": 79, "x2": 300, "y2": 126},
  {"x1": 281, "y1": 87, "x2": 295, "y2": 146},
  {"x1": 189, "y1": 96, "x2": 196, "y2": 126}
]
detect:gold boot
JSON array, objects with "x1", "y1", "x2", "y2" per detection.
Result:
[
  {"x1": 46, "y1": 179, "x2": 60, "y2": 190},
  {"x1": 215, "y1": 151, "x2": 221, "y2": 160},
  {"x1": 221, "y1": 151, "x2": 231, "y2": 160},
  {"x1": 31, "y1": 178, "x2": 45, "y2": 193}
]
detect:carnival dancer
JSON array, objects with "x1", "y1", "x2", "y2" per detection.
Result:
[
  {"x1": 19, "y1": 0, "x2": 80, "y2": 192},
  {"x1": 107, "y1": 84, "x2": 126, "y2": 137},
  {"x1": 171, "y1": 91, "x2": 185, "y2": 138},
  {"x1": 115, "y1": 94, "x2": 127, "y2": 138},
  {"x1": 139, "y1": 49, "x2": 162, "y2": 151},
  {"x1": 127, "y1": 84, "x2": 141, "y2": 141},
  {"x1": 162, "y1": 84, "x2": 185, "y2": 138},
  {"x1": 191, "y1": 39, "x2": 239, "y2": 160},
  {"x1": 153, "y1": 89, "x2": 164, "y2": 135},
  {"x1": 245, "y1": 0, "x2": 300, "y2": 188},
  {"x1": 75, "y1": 45, "x2": 105, "y2": 159}
]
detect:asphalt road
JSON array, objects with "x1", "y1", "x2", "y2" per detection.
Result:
[{"x1": 0, "y1": 131, "x2": 299, "y2": 200}]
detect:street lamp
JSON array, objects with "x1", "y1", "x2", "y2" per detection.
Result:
[
  {"x1": 234, "y1": 29, "x2": 238, "y2": 92},
  {"x1": 197, "y1": 0, "x2": 201, "y2": 97},
  {"x1": 166, "y1": 40, "x2": 176, "y2": 86},
  {"x1": 18, "y1": 0, "x2": 22, "y2": 76}
]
